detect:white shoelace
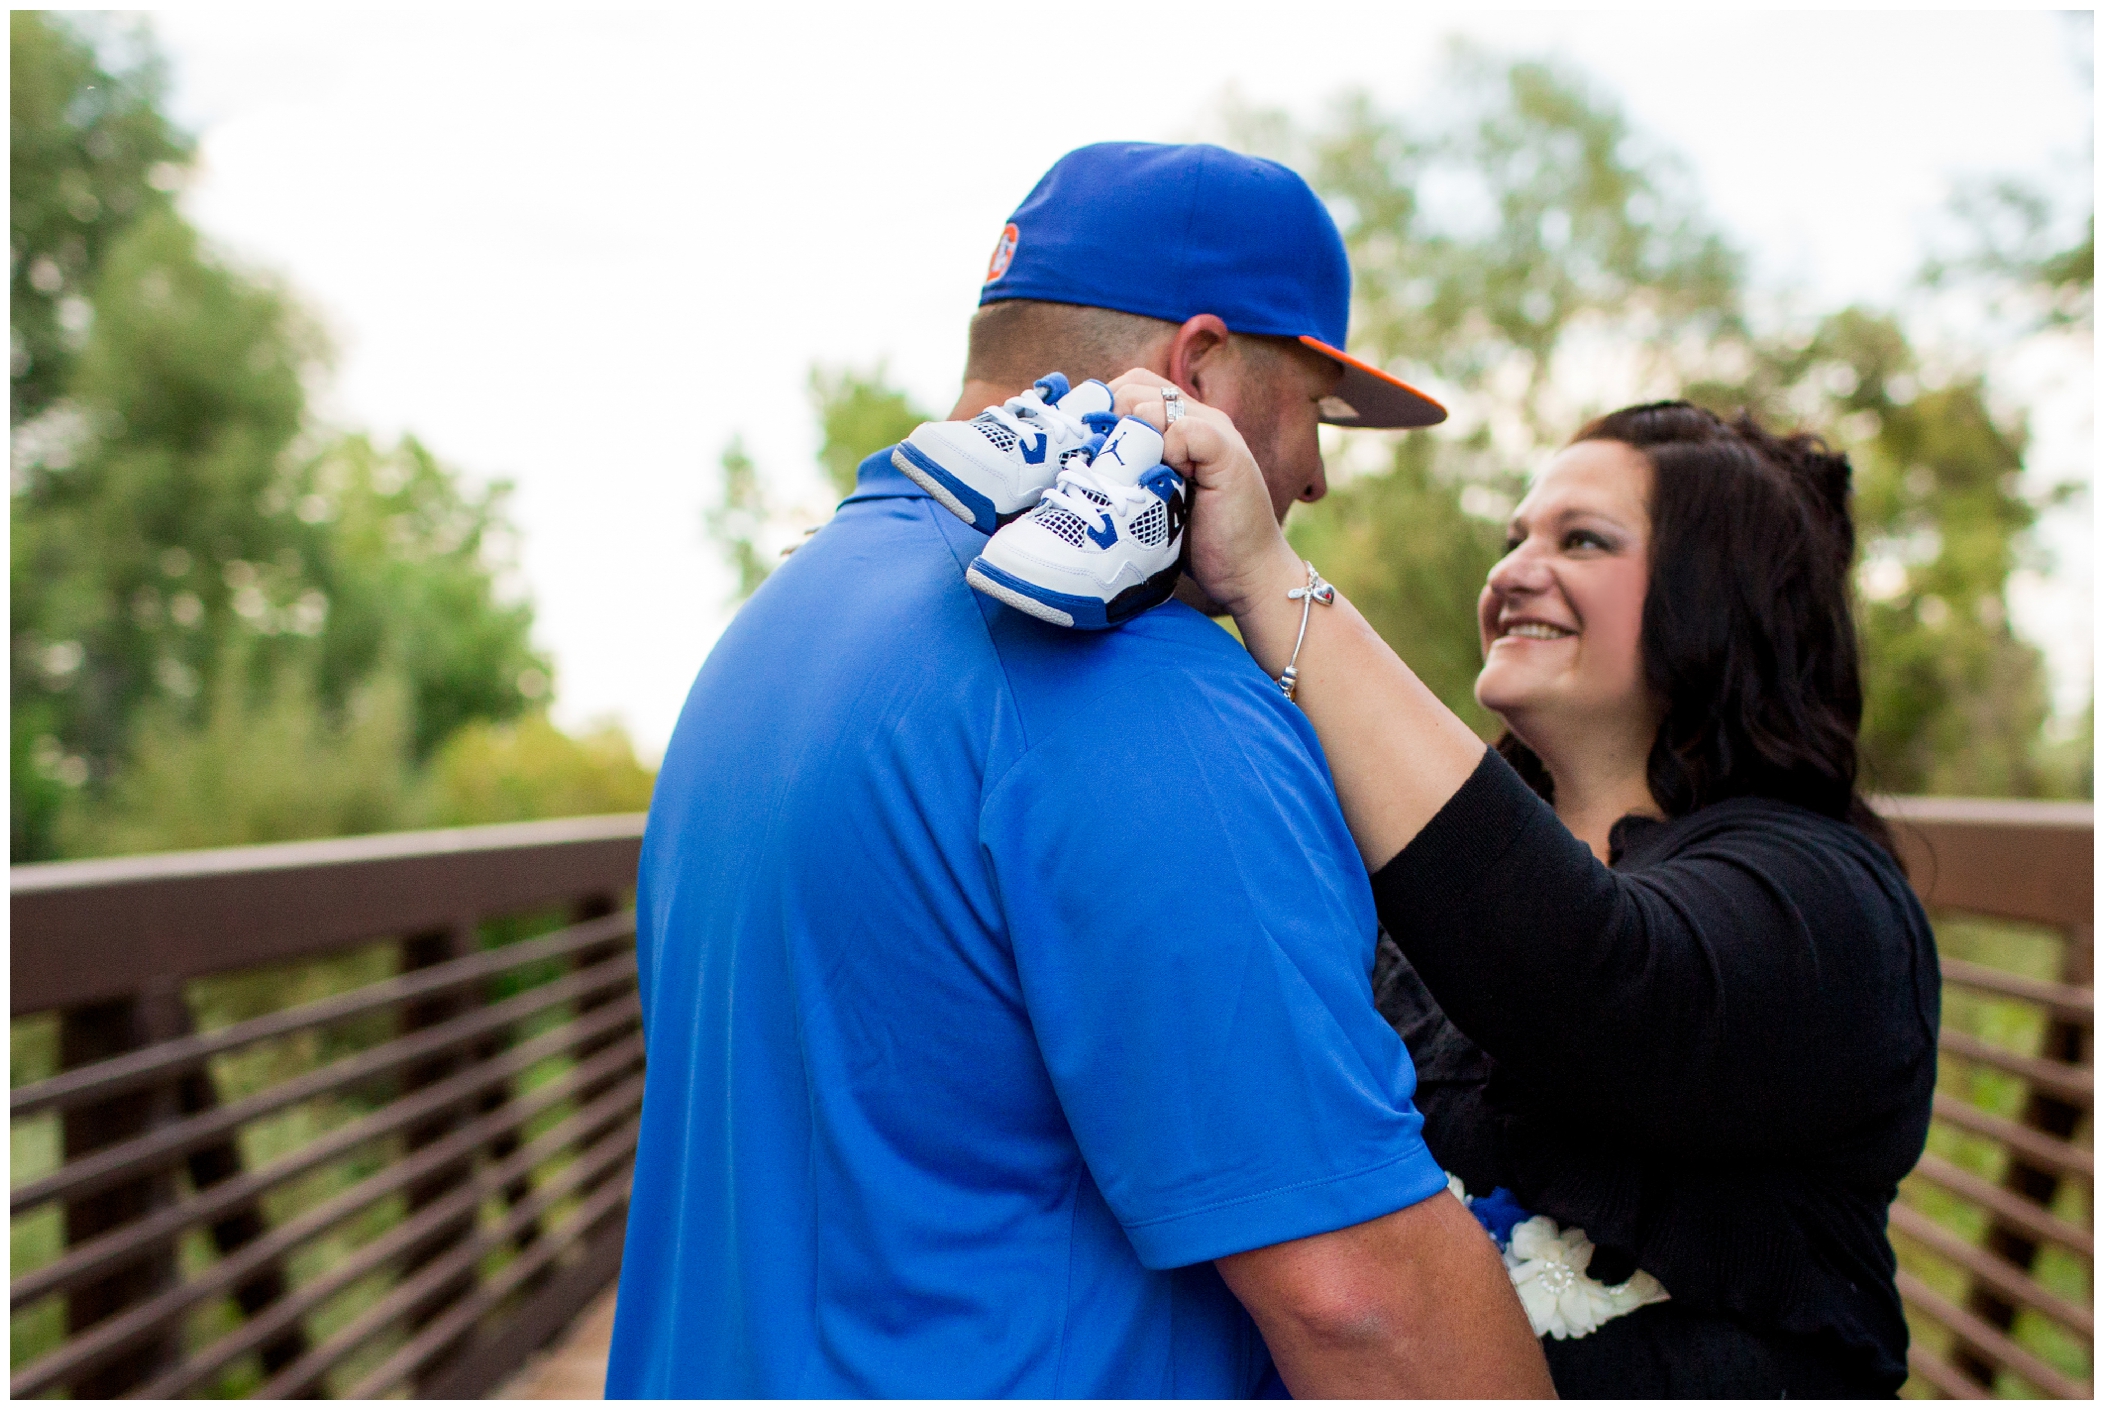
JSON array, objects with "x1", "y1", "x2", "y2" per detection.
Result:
[
  {"x1": 976, "y1": 387, "x2": 1086, "y2": 451},
  {"x1": 1036, "y1": 462, "x2": 1156, "y2": 529}
]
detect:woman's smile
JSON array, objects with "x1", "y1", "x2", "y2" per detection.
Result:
[{"x1": 1493, "y1": 618, "x2": 1577, "y2": 642}]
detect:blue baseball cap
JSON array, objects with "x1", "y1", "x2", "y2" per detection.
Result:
[{"x1": 978, "y1": 142, "x2": 1445, "y2": 429}]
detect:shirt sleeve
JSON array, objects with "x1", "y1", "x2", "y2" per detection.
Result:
[
  {"x1": 980, "y1": 666, "x2": 1448, "y2": 1270},
  {"x1": 1370, "y1": 750, "x2": 1934, "y2": 1157}
]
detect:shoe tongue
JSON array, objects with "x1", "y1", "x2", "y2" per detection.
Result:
[
  {"x1": 1054, "y1": 378, "x2": 1114, "y2": 420},
  {"x1": 1089, "y1": 416, "x2": 1165, "y2": 486},
  {"x1": 1031, "y1": 372, "x2": 1072, "y2": 404}
]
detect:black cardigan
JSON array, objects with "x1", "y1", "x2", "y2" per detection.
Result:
[{"x1": 1371, "y1": 749, "x2": 1939, "y2": 1394}]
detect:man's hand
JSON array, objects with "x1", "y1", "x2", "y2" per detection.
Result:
[
  {"x1": 1215, "y1": 1190, "x2": 1555, "y2": 1399},
  {"x1": 1101, "y1": 370, "x2": 1305, "y2": 621}
]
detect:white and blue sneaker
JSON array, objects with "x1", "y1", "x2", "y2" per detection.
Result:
[
  {"x1": 892, "y1": 373, "x2": 1117, "y2": 533},
  {"x1": 965, "y1": 416, "x2": 1186, "y2": 630}
]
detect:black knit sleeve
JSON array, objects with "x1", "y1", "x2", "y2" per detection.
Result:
[{"x1": 1369, "y1": 750, "x2": 1936, "y2": 1159}]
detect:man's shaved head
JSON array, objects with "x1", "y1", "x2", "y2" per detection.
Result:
[{"x1": 964, "y1": 300, "x2": 1180, "y2": 389}]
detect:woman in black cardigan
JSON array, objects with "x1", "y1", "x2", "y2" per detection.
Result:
[{"x1": 1130, "y1": 390, "x2": 1937, "y2": 1397}]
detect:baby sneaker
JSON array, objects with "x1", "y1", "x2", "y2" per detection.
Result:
[
  {"x1": 965, "y1": 416, "x2": 1186, "y2": 630},
  {"x1": 892, "y1": 373, "x2": 1117, "y2": 533}
]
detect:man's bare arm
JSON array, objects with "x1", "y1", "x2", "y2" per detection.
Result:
[{"x1": 1215, "y1": 1190, "x2": 1554, "y2": 1399}]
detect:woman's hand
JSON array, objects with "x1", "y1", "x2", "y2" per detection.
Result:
[{"x1": 1103, "y1": 370, "x2": 1305, "y2": 620}]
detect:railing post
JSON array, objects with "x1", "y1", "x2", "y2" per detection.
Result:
[
  {"x1": 177, "y1": 1061, "x2": 310, "y2": 1377},
  {"x1": 397, "y1": 918, "x2": 485, "y2": 1391},
  {"x1": 1952, "y1": 922, "x2": 2094, "y2": 1392},
  {"x1": 13, "y1": 813, "x2": 648, "y2": 1400},
  {"x1": 57, "y1": 981, "x2": 186, "y2": 1396}
]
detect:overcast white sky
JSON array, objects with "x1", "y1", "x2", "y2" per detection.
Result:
[{"x1": 137, "y1": 7, "x2": 2093, "y2": 756}]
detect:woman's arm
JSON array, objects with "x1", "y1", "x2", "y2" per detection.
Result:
[
  {"x1": 1111, "y1": 378, "x2": 1930, "y2": 1151},
  {"x1": 1110, "y1": 377, "x2": 1486, "y2": 869},
  {"x1": 1378, "y1": 753, "x2": 1934, "y2": 1154}
]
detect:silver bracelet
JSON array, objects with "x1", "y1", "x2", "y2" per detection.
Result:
[{"x1": 1278, "y1": 561, "x2": 1335, "y2": 702}]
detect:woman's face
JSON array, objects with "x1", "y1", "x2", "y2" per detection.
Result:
[{"x1": 1474, "y1": 440, "x2": 1657, "y2": 739}]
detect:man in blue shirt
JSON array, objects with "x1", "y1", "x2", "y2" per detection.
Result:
[{"x1": 606, "y1": 143, "x2": 1548, "y2": 1398}]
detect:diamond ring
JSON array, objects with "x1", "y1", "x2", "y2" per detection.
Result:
[{"x1": 1161, "y1": 387, "x2": 1184, "y2": 424}]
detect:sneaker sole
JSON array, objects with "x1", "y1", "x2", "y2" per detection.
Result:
[
  {"x1": 892, "y1": 443, "x2": 1000, "y2": 534},
  {"x1": 966, "y1": 564, "x2": 1079, "y2": 628},
  {"x1": 966, "y1": 556, "x2": 1184, "y2": 631}
]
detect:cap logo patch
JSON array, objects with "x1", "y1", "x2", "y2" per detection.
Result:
[{"x1": 984, "y1": 223, "x2": 1019, "y2": 283}]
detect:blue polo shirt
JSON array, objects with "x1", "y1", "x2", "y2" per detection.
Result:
[{"x1": 605, "y1": 450, "x2": 1447, "y2": 1398}]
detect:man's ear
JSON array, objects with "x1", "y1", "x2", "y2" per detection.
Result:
[{"x1": 1167, "y1": 315, "x2": 1234, "y2": 405}]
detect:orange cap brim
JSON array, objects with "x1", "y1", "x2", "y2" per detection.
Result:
[{"x1": 1299, "y1": 336, "x2": 1447, "y2": 429}]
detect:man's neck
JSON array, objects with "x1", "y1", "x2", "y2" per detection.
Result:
[{"x1": 948, "y1": 380, "x2": 1019, "y2": 421}]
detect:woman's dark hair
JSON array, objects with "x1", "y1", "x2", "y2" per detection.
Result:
[{"x1": 1495, "y1": 400, "x2": 1893, "y2": 850}]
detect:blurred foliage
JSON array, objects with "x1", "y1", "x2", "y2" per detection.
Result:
[
  {"x1": 10, "y1": 12, "x2": 191, "y2": 425},
  {"x1": 1287, "y1": 435, "x2": 1506, "y2": 737},
  {"x1": 706, "y1": 364, "x2": 936, "y2": 604},
  {"x1": 11, "y1": 13, "x2": 642, "y2": 859},
  {"x1": 705, "y1": 436, "x2": 770, "y2": 603},
  {"x1": 1228, "y1": 44, "x2": 2088, "y2": 795},
  {"x1": 1249, "y1": 52, "x2": 1743, "y2": 449},
  {"x1": 422, "y1": 713, "x2": 655, "y2": 826},
  {"x1": 810, "y1": 361, "x2": 931, "y2": 499},
  {"x1": 1925, "y1": 177, "x2": 2095, "y2": 332},
  {"x1": 1687, "y1": 308, "x2": 2075, "y2": 797},
  {"x1": 60, "y1": 651, "x2": 414, "y2": 856}
]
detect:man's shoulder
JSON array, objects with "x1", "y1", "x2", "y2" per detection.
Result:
[
  {"x1": 982, "y1": 599, "x2": 1332, "y2": 802},
  {"x1": 989, "y1": 599, "x2": 1275, "y2": 717}
]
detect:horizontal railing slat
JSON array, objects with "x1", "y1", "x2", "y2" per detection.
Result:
[
  {"x1": 1905, "y1": 1155, "x2": 2094, "y2": 1259},
  {"x1": 1876, "y1": 795, "x2": 2092, "y2": 932},
  {"x1": 1937, "y1": 1030, "x2": 2093, "y2": 1106},
  {"x1": 1907, "y1": 1343, "x2": 1995, "y2": 1400},
  {"x1": 1930, "y1": 1092, "x2": 2094, "y2": 1181},
  {"x1": 11, "y1": 1019, "x2": 642, "y2": 1311},
  {"x1": 8, "y1": 802, "x2": 2085, "y2": 1399},
  {"x1": 1896, "y1": 1269, "x2": 2092, "y2": 1400},
  {"x1": 10, "y1": 814, "x2": 644, "y2": 1014},
  {"x1": 10, "y1": 913, "x2": 634, "y2": 1119},
  {"x1": 10, "y1": 950, "x2": 636, "y2": 1216},
  {"x1": 1938, "y1": 957, "x2": 2095, "y2": 1023},
  {"x1": 251, "y1": 1122, "x2": 641, "y2": 1398},
  {"x1": 346, "y1": 1174, "x2": 634, "y2": 1400},
  {"x1": 122, "y1": 1095, "x2": 643, "y2": 1400},
  {"x1": 1889, "y1": 1202, "x2": 2093, "y2": 1339},
  {"x1": 12, "y1": 1065, "x2": 644, "y2": 1400}
]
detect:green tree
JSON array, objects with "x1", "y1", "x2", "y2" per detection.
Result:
[
  {"x1": 11, "y1": 12, "x2": 191, "y2": 425},
  {"x1": 706, "y1": 364, "x2": 936, "y2": 604},
  {"x1": 284, "y1": 433, "x2": 548, "y2": 758},
  {"x1": 1239, "y1": 49, "x2": 1745, "y2": 727},
  {"x1": 1687, "y1": 308, "x2": 2065, "y2": 797},
  {"x1": 1238, "y1": 48, "x2": 2077, "y2": 796},
  {"x1": 63, "y1": 651, "x2": 415, "y2": 856},
  {"x1": 11, "y1": 14, "x2": 561, "y2": 857},
  {"x1": 11, "y1": 206, "x2": 318, "y2": 856},
  {"x1": 704, "y1": 436, "x2": 771, "y2": 602},
  {"x1": 1286, "y1": 438, "x2": 1506, "y2": 735},
  {"x1": 421, "y1": 713, "x2": 655, "y2": 826},
  {"x1": 810, "y1": 362, "x2": 931, "y2": 498}
]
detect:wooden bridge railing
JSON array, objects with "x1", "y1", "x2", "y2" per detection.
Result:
[
  {"x1": 1879, "y1": 796, "x2": 2093, "y2": 1400},
  {"x1": 9, "y1": 815, "x2": 646, "y2": 1399},
  {"x1": 7, "y1": 799, "x2": 2093, "y2": 1398}
]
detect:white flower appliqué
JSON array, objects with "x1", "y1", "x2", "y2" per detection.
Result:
[{"x1": 1503, "y1": 1214, "x2": 1670, "y2": 1340}]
